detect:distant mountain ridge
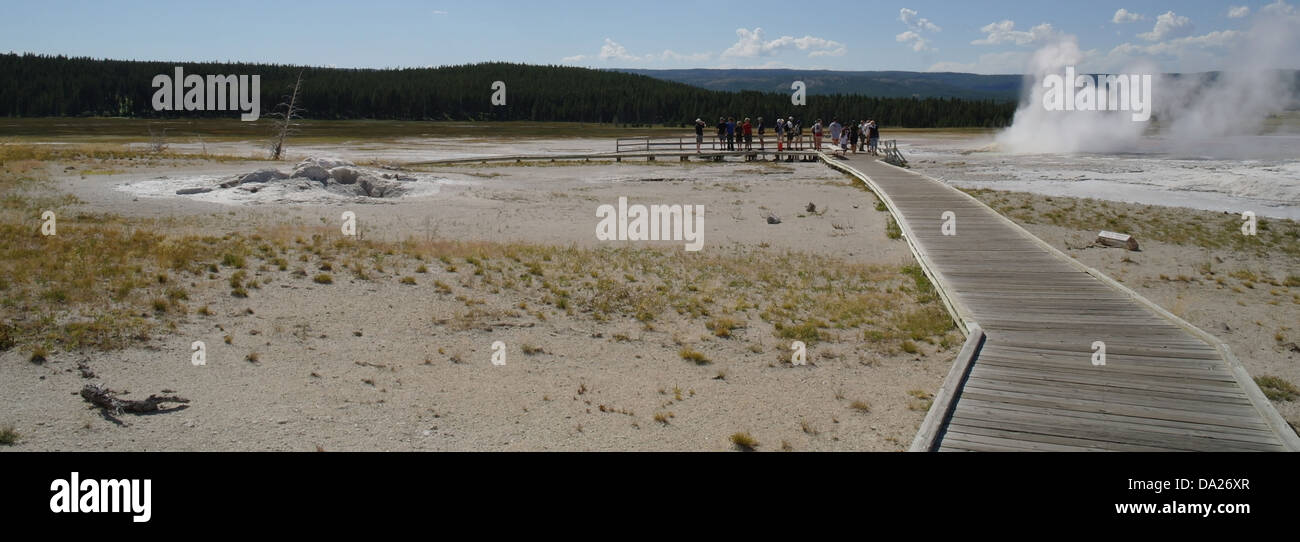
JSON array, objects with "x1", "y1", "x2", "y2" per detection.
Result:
[{"x1": 616, "y1": 69, "x2": 1024, "y2": 100}]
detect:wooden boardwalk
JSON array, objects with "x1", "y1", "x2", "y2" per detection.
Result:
[
  {"x1": 820, "y1": 153, "x2": 1300, "y2": 452},
  {"x1": 411, "y1": 150, "x2": 819, "y2": 166}
]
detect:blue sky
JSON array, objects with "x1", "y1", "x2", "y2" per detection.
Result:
[{"x1": 1, "y1": 1, "x2": 1295, "y2": 74}]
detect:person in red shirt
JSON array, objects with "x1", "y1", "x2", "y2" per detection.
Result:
[{"x1": 742, "y1": 118, "x2": 753, "y2": 152}]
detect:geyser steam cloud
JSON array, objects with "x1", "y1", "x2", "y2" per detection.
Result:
[{"x1": 997, "y1": 3, "x2": 1300, "y2": 155}]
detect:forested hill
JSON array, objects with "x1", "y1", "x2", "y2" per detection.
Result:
[
  {"x1": 618, "y1": 68, "x2": 1023, "y2": 100},
  {"x1": 0, "y1": 53, "x2": 1016, "y2": 127}
]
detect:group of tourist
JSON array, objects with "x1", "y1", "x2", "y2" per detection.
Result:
[{"x1": 693, "y1": 116, "x2": 881, "y2": 156}]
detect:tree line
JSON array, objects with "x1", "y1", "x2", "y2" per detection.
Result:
[{"x1": 0, "y1": 53, "x2": 1016, "y2": 128}]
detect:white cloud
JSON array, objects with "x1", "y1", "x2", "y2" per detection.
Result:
[
  {"x1": 1262, "y1": 0, "x2": 1296, "y2": 15},
  {"x1": 1099, "y1": 29, "x2": 1241, "y2": 72},
  {"x1": 721, "y1": 27, "x2": 846, "y2": 58},
  {"x1": 1112, "y1": 8, "x2": 1144, "y2": 24},
  {"x1": 971, "y1": 20, "x2": 1059, "y2": 46},
  {"x1": 1139, "y1": 11, "x2": 1194, "y2": 41},
  {"x1": 432, "y1": 10, "x2": 447, "y2": 15},
  {"x1": 562, "y1": 38, "x2": 711, "y2": 64},
  {"x1": 897, "y1": 8, "x2": 940, "y2": 52},
  {"x1": 895, "y1": 31, "x2": 931, "y2": 52},
  {"x1": 1227, "y1": 5, "x2": 1250, "y2": 18},
  {"x1": 899, "y1": 8, "x2": 941, "y2": 32},
  {"x1": 597, "y1": 38, "x2": 639, "y2": 62}
]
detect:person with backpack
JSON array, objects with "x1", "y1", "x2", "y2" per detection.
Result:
[
  {"x1": 828, "y1": 119, "x2": 841, "y2": 149},
  {"x1": 849, "y1": 121, "x2": 860, "y2": 154},
  {"x1": 716, "y1": 117, "x2": 726, "y2": 151},
  {"x1": 757, "y1": 117, "x2": 766, "y2": 150},
  {"x1": 694, "y1": 118, "x2": 705, "y2": 153},
  {"x1": 775, "y1": 115, "x2": 784, "y2": 151},
  {"x1": 812, "y1": 119, "x2": 824, "y2": 150}
]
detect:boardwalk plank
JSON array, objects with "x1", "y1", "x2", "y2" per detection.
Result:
[{"x1": 820, "y1": 155, "x2": 1296, "y2": 452}]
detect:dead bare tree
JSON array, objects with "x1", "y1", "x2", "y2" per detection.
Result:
[
  {"x1": 147, "y1": 124, "x2": 169, "y2": 153},
  {"x1": 268, "y1": 70, "x2": 305, "y2": 160}
]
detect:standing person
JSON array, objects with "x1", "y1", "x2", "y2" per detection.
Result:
[
  {"x1": 776, "y1": 115, "x2": 785, "y2": 151},
  {"x1": 742, "y1": 117, "x2": 753, "y2": 151},
  {"x1": 694, "y1": 118, "x2": 705, "y2": 153},
  {"x1": 869, "y1": 120, "x2": 880, "y2": 155},
  {"x1": 716, "y1": 117, "x2": 726, "y2": 151},
  {"x1": 726, "y1": 117, "x2": 736, "y2": 151},
  {"x1": 829, "y1": 118, "x2": 842, "y2": 149},
  {"x1": 780, "y1": 116, "x2": 790, "y2": 160},
  {"x1": 859, "y1": 120, "x2": 868, "y2": 152},
  {"x1": 793, "y1": 118, "x2": 803, "y2": 150},
  {"x1": 757, "y1": 116, "x2": 766, "y2": 150},
  {"x1": 812, "y1": 119, "x2": 823, "y2": 150},
  {"x1": 849, "y1": 120, "x2": 860, "y2": 154}
]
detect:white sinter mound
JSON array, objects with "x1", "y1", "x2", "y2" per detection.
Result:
[{"x1": 121, "y1": 157, "x2": 453, "y2": 205}]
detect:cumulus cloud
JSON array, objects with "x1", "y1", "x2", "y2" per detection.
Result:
[
  {"x1": 1139, "y1": 11, "x2": 1194, "y2": 41},
  {"x1": 899, "y1": 8, "x2": 941, "y2": 32},
  {"x1": 971, "y1": 20, "x2": 1059, "y2": 46},
  {"x1": 721, "y1": 27, "x2": 846, "y2": 58},
  {"x1": 897, "y1": 8, "x2": 940, "y2": 52},
  {"x1": 895, "y1": 31, "x2": 930, "y2": 52},
  {"x1": 1227, "y1": 5, "x2": 1250, "y2": 18},
  {"x1": 1112, "y1": 8, "x2": 1144, "y2": 23},
  {"x1": 1262, "y1": 0, "x2": 1296, "y2": 15},
  {"x1": 561, "y1": 38, "x2": 711, "y2": 64}
]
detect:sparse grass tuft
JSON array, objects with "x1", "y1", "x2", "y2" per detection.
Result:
[
  {"x1": 705, "y1": 316, "x2": 744, "y2": 338},
  {"x1": 850, "y1": 400, "x2": 871, "y2": 413},
  {"x1": 1256, "y1": 375, "x2": 1299, "y2": 402},
  {"x1": 729, "y1": 432, "x2": 758, "y2": 451},
  {"x1": 313, "y1": 274, "x2": 333, "y2": 284},
  {"x1": 679, "y1": 347, "x2": 710, "y2": 365},
  {"x1": 0, "y1": 425, "x2": 19, "y2": 445},
  {"x1": 885, "y1": 215, "x2": 902, "y2": 239}
]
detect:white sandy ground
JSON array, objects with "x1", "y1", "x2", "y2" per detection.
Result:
[
  {"x1": 3, "y1": 132, "x2": 1297, "y2": 450},
  {"x1": 4, "y1": 155, "x2": 957, "y2": 451},
  {"x1": 900, "y1": 132, "x2": 1300, "y2": 220}
]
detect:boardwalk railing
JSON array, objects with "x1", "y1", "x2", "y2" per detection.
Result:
[
  {"x1": 911, "y1": 323, "x2": 986, "y2": 451},
  {"x1": 879, "y1": 140, "x2": 908, "y2": 167},
  {"x1": 616, "y1": 135, "x2": 841, "y2": 153}
]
